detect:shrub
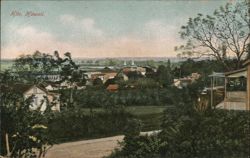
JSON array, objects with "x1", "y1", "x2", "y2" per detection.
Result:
[
  {"x1": 0, "y1": 96, "x2": 55, "y2": 157},
  {"x1": 47, "y1": 107, "x2": 134, "y2": 143},
  {"x1": 160, "y1": 103, "x2": 250, "y2": 158},
  {"x1": 60, "y1": 88, "x2": 177, "y2": 108},
  {"x1": 108, "y1": 103, "x2": 250, "y2": 158}
]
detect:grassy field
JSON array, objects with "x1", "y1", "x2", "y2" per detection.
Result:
[
  {"x1": 0, "y1": 60, "x2": 14, "y2": 71},
  {"x1": 80, "y1": 106, "x2": 166, "y2": 131},
  {"x1": 127, "y1": 106, "x2": 166, "y2": 131}
]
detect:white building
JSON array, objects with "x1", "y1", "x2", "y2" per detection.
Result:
[{"x1": 9, "y1": 84, "x2": 60, "y2": 112}]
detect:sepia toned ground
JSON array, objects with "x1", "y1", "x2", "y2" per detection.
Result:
[
  {"x1": 45, "y1": 135, "x2": 124, "y2": 158},
  {"x1": 45, "y1": 131, "x2": 160, "y2": 158}
]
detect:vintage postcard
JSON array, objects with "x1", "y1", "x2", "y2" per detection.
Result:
[{"x1": 1, "y1": 0, "x2": 249, "y2": 158}]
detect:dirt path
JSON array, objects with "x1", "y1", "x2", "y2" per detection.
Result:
[
  {"x1": 45, "y1": 130, "x2": 160, "y2": 158},
  {"x1": 45, "y1": 136, "x2": 124, "y2": 158}
]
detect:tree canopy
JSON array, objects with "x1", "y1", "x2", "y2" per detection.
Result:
[
  {"x1": 12, "y1": 50, "x2": 85, "y2": 84},
  {"x1": 177, "y1": 0, "x2": 250, "y2": 70}
]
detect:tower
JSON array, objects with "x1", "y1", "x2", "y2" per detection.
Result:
[{"x1": 131, "y1": 60, "x2": 135, "y2": 66}]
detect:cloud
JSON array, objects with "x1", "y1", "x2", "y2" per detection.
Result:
[
  {"x1": 80, "y1": 18, "x2": 103, "y2": 37},
  {"x1": 60, "y1": 14, "x2": 76, "y2": 24},
  {"x1": 60, "y1": 14, "x2": 104, "y2": 40},
  {"x1": 2, "y1": 19, "x2": 181, "y2": 59},
  {"x1": 2, "y1": 25, "x2": 81, "y2": 58},
  {"x1": 81, "y1": 20, "x2": 182, "y2": 58}
]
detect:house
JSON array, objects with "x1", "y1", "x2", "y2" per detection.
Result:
[
  {"x1": 174, "y1": 78, "x2": 192, "y2": 88},
  {"x1": 103, "y1": 72, "x2": 117, "y2": 83},
  {"x1": 87, "y1": 67, "x2": 118, "y2": 84},
  {"x1": 137, "y1": 67, "x2": 146, "y2": 76},
  {"x1": 86, "y1": 79, "x2": 93, "y2": 86},
  {"x1": 106, "y1": 84, "x2": 119, "y2": 92},
  {"x1": 2, "y1": 84, "x2": 60, "y2": 112},
  {"x1": 39, "y1": 82, "x2": 60, "y2": 91},
  {"x1": 173, "y1": 73, "x2": 201, "y2": 89},
  {"x1": 85, "y1": 71, "x2": 102, "y2": 79},
  {"x1": 45, "y1": 84, "x2": 55, "y2": 91},
  {"x1": 219, "y1": 59, "x2": 250, "y2": 110},
  {"x1": 17, "y1": 71, "x2": 61, "y2": 82},
  {"x1": 74, "y1": 82, "x2": 86, "y2": 90},
  {"x1": 100, "y1": 67, "x2": 118, "y2": 83},
  {"x1": 116, "y1": 70, "x2": 129, "y2": 81},
  {"x1": 122, "y1": 66, "x2": 146, "y2": 76},
  {"x1": 247, "y1": 59, "x2": 250, "y2": 109},
  {"x1": 91, "y1": 73, "x2": 106, "y2": 81},
  {"x1": 190, "y1": 73, "x2": 201, "y2": 80},
  {"x1": 143, "y1": 66, "x2": 157, "y2": 78}
]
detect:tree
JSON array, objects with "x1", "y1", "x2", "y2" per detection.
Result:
[
  {"x1": 107, "y1": 83, "x2": 250, "y2": 158},
  {"x1": 93, "y1": 78, "x2": 103, "y2": 86},
  {"x1": 13, "y1": 51, "x2": 85, "y2": 107},
  {"x1": 126, "y1": 71, "x2": 143, "y2": 80},
  {"x1": 13, "y1": 51, "x2": 54, "y2": 73},
  {"x1": 177, "y1": 0, "x2": 250, "y2": 70},
  {"x1": 106, "y1": 58, "x2": 118, "y2": 66},
  {"x1": 144, "y1": 67, "x2": 156, "y2": 79},
  {"x1": 104, "y1": 78, "x2": 116, "y2": 87},
  {"x1": 156, "y1": 64, "x2": 173, "y2": 87},
  {"x1": 0, "y1": 87, "x2": 55, "y2": 157},
  {"x1": 53, "y1": 51, "x2": 80, "y2": 83},
  {"x1": 13, "y1": 51, "x2": 56, "y2": 83},
  {"x1": 145, "y1": 60, "x2": 156, "y2": 67},
  {"x1": 246, "y1": 43, "x2": 250, "y2": 60},
  {"x1": 53, "y1": 51, "x2": 86, "y2": 106},
  {"x1": 13, "y1": 50, "x2": 83, "y2": 84}
]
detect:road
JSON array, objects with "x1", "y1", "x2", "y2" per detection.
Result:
[{"x1": 45, "y1": 130, "x2": 160, "y2": 158}]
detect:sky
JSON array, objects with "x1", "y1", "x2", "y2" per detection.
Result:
[{"x1": 1, "y1": 0, "x2": 230, "y2": 59}]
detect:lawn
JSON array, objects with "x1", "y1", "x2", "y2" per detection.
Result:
[{"x1": 80, "y1": 106, "x2": 167, "y2": 131}]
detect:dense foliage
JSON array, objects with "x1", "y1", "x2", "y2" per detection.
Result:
[
  {"x1": 107, "y1": 84, "x2": 250, "y2": 158},
  {"x1": 109, "y1": 108, "x2": 250, "y2": 158},
  {"x1": 0, "y1": 89, "x2": 136, "y2": 156},
  {"x1": 0, "y1": 94, "x2": 55, "y2": 157},
  {"x1": 160, "y1": 106, "x2": 250, "y2": 158},
  {"x1": 48, "y1": 107, "x2": 134, "y2": 143},
  {"x1": 173, "y1": 59, "x2": 226, "y2": 78},
  {"x1": 2, "y1": 46, "x2": 249, "y2": 158},
  {"x1": 59, "y1": 88, "x2": 176, "y2": 108},
  {"x1": 12, "y1": 51, "x2": 85, "y2": 85}
]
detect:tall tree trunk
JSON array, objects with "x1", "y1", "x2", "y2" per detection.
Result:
[
  {"x1": 5, "y1": 133, "x2": 10, "y2": 157},
  {"x1": 236, "y1": 55, "x2": 242, "y2": 69}
]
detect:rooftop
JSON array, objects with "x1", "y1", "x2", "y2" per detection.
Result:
[
  {"x1": 243, "y1": 59, "x2": 250, "y2": 66},
  {"x1": 1, "y1": 83, "x2": 47, "y2": 94},
  {"x1": 106, "y1": 84, "x2": 119, "y2": 91},
  {"x1": 225, "y1": 68, "x2": 247, "y2": 78}
]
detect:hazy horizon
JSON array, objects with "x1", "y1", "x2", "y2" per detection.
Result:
[{"x1": 1, "y1": 0, "x2": 230, "y2": 59}]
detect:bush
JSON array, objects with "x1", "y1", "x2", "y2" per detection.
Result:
[
  {"x1": 108, "y1": 135, "x2": 162, "y2": 158},
  {"x1": 47, "y1": 107, "x2": 134, "y2": 143},
  {"x1": 108, "y1": 104, "x2": 250, "y2": 158},
  {"x1": 0, "y1": 97, "x2": 55, "y2": 157},
  {"x1": 160, "y1": 103, "x2": 250, "y2": 158},
  {"x1": 60, "y1": 87, "x2": 178, "y2": 108}
]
